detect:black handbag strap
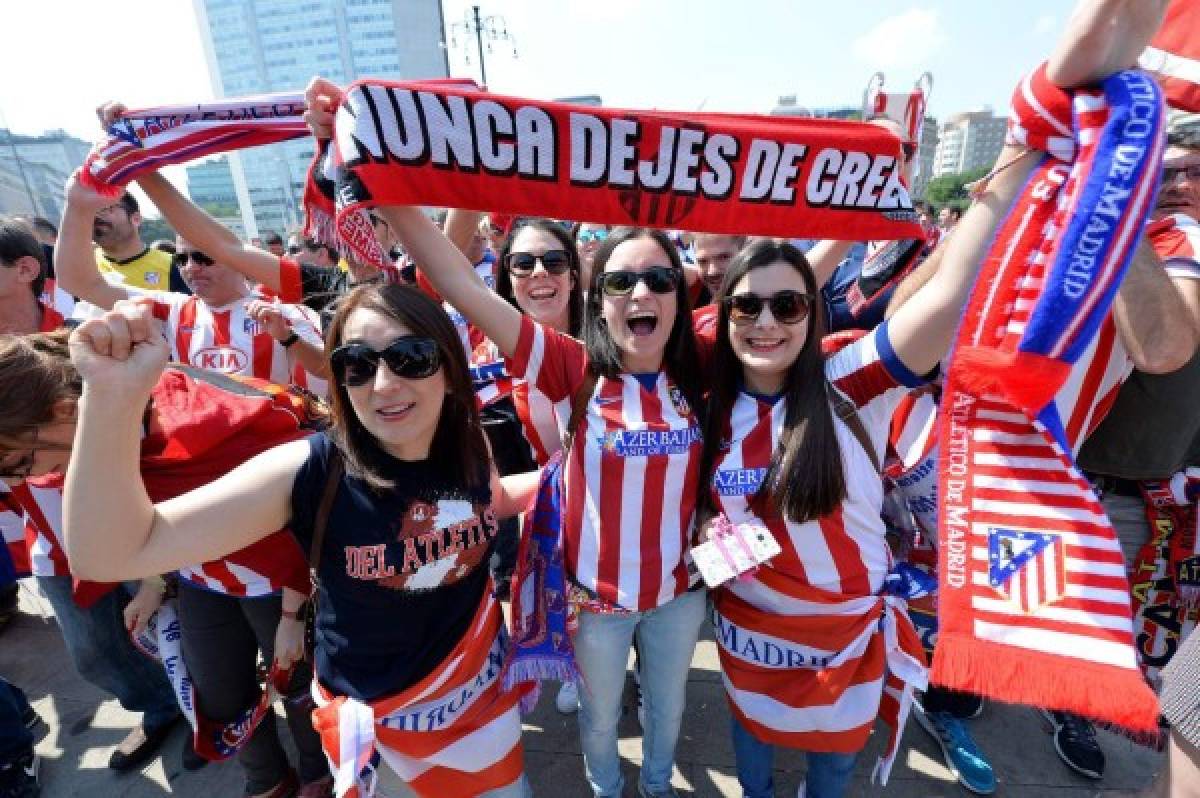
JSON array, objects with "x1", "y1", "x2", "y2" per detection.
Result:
[
  {"x1": 561, "y1": 371, "x2": 600, "y2": 455},
  {"x1": 309, "y1": 447, "x2": 345, "y2": 584},
  {"x1": 828, "y1": 385, "x2": 883, "y2": 475}
]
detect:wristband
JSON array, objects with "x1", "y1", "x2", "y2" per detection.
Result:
[
  {"x1": 281, "y1": 600, "x2": 311, "y2": 622},
  {"x1": 280, "y1": 332, "x2": 300, "y2": 348}
]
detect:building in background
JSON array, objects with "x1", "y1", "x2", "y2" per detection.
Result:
[
  {"x1": 191, "y1": 0, "x2": 450, "y2": 238},
  {"x1": 0, "y1": 129, "x2": 90, "y2": 219},
  {"x1": 186, "y1": 156, "x2": 246, "y2": 239},
  {"x1": 913, "y1": 116, "x2": 939, "y2": 198},
  {"x1": 933, "y1": 109, "x2": 1007, "y2": 177}
]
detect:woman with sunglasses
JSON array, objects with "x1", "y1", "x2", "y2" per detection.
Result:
[
  {"x1": 61, "y1": 286, "x2": 539, "y2": 798},
  {"x1": 697, "y1": 136, "x2": 1041, "y2": 796},
  {"x1": 356, "y1": 182, "x2": 707, "y2": 796},
  {"x1": 573, "y1": 222, "x2": 610, "y2": 289}
]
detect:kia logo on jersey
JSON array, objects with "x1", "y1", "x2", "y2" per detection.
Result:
[{"x1": 193, "y1": 346, "x2": 249, "y2": 373}]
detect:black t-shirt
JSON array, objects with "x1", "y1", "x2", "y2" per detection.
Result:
[{"x1": 290, "y1": 432, "x2": 499, "y2": 702}]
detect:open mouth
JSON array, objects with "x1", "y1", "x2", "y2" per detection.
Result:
[
  {"x1": 627, "y1": 311, "x2": 658, "y2": 337},
  {"x1": 746, "y1": 336, "x2": 786, "y2": 353},
  {"x1": 376, "y1": 402, "x2": 415, "y2": 421},
  {"x1": 528, "y1": 285, "x2": 558, "y2": 301}
]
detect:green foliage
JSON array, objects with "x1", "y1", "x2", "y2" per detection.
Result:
[
  {"x1": 138, "y1": 216, "x2": 177, "y2": 246},
  {"x1": 923, "y1": 166, "x2": 991, "y2": 211}
]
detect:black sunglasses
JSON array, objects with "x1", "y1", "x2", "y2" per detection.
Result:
[
  {"x1": 598, "y1": 266, "x2": 680, "y2": 297},
  {"x1": 724, "y1": 290, "x2": 813, "y2": 325},
  {"x1": 330, "y1": 336, "x2": 442, "y2": 387},
  {"x1": 505, "y1": 250, "x2": 572, "y2": 277},
  {"x1": 173, "y1": 250, "x2": 214, "y2": 267},
  {"x1": 901, "y1": 141, "x2": 917, "y2": 161}
]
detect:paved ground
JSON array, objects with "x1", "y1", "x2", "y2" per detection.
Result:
[{"x1": 0, "y1": 582, "x2": 1162, "y2": 797}]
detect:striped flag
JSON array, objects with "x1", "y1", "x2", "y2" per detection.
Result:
[
  {"x1": 932, "y1": 66, "x2": 1165, "y2": 733},
  {"x1": 1140, "y1": 0, "x2": 1200, "y2": 112}
]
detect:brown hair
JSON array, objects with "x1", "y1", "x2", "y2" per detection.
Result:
[
  {"x1": 698, "y1": 239, "x2": 846, "y2": 523},
  {"x1": 323, "y1": 283, "x2": 491, "y2": 493},
  {"x1": 0, "y1": 329, "x2": 80, "y2": 447}
]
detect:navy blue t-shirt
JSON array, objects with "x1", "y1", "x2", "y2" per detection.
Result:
[{"x1": 290, "y1": 432, "x2": 499, "y2": 702}]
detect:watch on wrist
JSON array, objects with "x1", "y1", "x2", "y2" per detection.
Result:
[{"x1": 280, "y1": 331, "x2": 300, "y2": 348}]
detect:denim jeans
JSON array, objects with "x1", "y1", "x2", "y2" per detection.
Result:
[
  {"x1": 573, "y1": 588, "x2": 706, "y2": 797},
  {"x1": 36, "y1": 575, "x2": 178, "y2": 729},
  {"x1": 730, "y1": 714, "x2": 859, "y2": 798},
  {"x1": 478, "y1": 772, "x2": 532, "y2": 798},
  {"x1": 0, "y1": 677, "x2": 32, "y2": 765}
]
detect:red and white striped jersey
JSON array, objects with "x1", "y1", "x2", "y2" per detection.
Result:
[
  {"x1": 139, "y1": 290, "x2": 326, "y2": 393},
  {"x1": 508, "y1": 316, "x2": 702, "y2": 611},
  {"x1": 0, "y1": 484, "x2": 30, "y2": 579},
  {"x1": 16, "y1": 479, "x2": 68, "y2": 578},
  {"x1": 710, "y1": 323, "x2": 927, "y2": 755},
  {"x1": 471, "y1": 340, "x2": 566, "y2": 466}
]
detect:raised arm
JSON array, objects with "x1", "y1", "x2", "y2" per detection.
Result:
[
  {"x1": 93, "y1": 102, "x2": 288, "y2": 293},
  {"x1": 1046, "y1": 0, "x2": 1169, "y2": 88},
  {"x1": 805, "y1": 239, "x2": 855, "y2": 289},
  {"x1": 885, "y1": 146, "x2": 1039, "y2": 376},
  {"x1": 64, "y1": 303, "x2": 304, "y2": 582},
  {"x1": 56, "y1": 174, "x2": 134, "y2": 310},
  {"x1": 1111, "y1": 245, "x2": 1200, "y2": 373},
  {"x1": 138, "y1": 172, "x2": 286, "y2": 293},
  {"x1": 303, "y1": 76, "x2": 525, "y2": 355}
]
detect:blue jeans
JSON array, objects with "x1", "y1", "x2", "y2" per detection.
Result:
[
  {"x1": 731, "y1": 715, "x2": 859, "y2": 798},
  {"x1": 36, "y1": 575, "x2": 179, "y2": 729},
  {"x1": 0, "y1": 677, "x2": 32, "y2": 765},
  {"x1": 573, "y1": 588, "x2": 706, "y2": 797}
]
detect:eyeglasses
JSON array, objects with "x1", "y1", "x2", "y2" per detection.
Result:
[
  {"x1": 598, "y1": 266, "x2": 680, "y2": 297},
  {"x1": 901, "y1": 141, "x2": 917, "y2": 161},
  {"x1": 724, "y1": 290, "x2": 813, "y2": 325},
  {"x1": 1162, "y1": 163, "x2": 1200, "y2": 184},
  {"x1": 577, "y1": 229, "x2": 608, "y2": 244},
  {"x1": 330, "y1": 335, "x2": 442, "y2": 387},
  {"x1": 0, "y1": 427, "x2": 72, "y2": 480},
  {"x1": 173, "y1": 250, "x2": 215, "y2": 267},
  {"x1": 505, "y1": 250, "x2": 572, "y2": 277}
]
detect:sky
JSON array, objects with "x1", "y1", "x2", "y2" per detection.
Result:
[{"x1": 2, "y1": 0, "x2": 1083, "y2": 200}]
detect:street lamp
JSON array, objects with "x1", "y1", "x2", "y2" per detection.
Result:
[{"x1": 446, "y1": 5, "x2": 517, "y2": 87}]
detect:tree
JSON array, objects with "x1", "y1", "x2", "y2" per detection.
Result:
[
  {"x1": 923, "y1": 166, "x2": 991, "y2": 211},
  {"x1": 138, "y1": 216, "x2": 177, "y2": 246}
]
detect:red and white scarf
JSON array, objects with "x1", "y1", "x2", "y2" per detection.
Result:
[
  {"x1": 80, "y1": 95, "x2": 308, "y2": 193},
  {"x1": 932, "y1": 65, "x2": 1165, "y2": 733},
  {"x1": 309, "y1": 590, "x2": 524, "y2": 798},
  {"x1": 307, "y1": 79, "x2": 923, "y2": 268}
]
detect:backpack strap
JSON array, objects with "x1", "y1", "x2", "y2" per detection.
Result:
[
  {"x1": 561, "y1": 370, "x2": 600, "y2": 455},
  {"x1": 309, "y1": 447, "x2": 344, "y2": 579},
  {"x1": 827, "y1": 385, "x2": 883, "y2": 475}
]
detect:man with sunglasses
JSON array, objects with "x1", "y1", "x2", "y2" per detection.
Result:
[
  {"x1": 91, "y1": 191, "x2": 189, "y2": 294},
  {"x1": 57, "y1": 176, "x2": 328, "y2": 393}
]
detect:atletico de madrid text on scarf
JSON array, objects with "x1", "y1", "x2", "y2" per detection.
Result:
[{"x1": 313, "y1": 80, "x2": 922, "y2": 260}]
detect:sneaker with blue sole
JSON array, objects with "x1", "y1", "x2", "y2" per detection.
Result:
[{"x1": 914, "y1": 701, "x2": 997, "y2": 795}]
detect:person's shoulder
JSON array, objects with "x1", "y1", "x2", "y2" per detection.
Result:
[{"x1": 140, "y1": 247, "x2": 174, "y2": 268}]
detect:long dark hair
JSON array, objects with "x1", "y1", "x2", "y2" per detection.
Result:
[
  {"x1": 699, "y1": 240, "x2": 845, "y2": 523},
  {"x1": 582, "y1": 227, "x2": 703, "y2": 415},
  {"x1": 495, "y1": 218, "x2": 584, "y2": 337},
  {"x1": 323, "y1": 283, "x2": 491, "y2": 494}
]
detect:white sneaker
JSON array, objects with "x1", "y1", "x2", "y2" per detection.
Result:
[
  {"x1": 555, "y1": 681, "x2": 579, "y2": 714},
  {"x1": 796, "y1": 780, "x2": 806, "y2": 798}
]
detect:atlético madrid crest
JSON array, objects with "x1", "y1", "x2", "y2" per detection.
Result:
[{"x1": 987, "y1": 527, "x2": 1067, "y2": 614}]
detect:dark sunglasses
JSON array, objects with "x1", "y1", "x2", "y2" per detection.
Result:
[
  {"x1": 724, "y1": 290, "x2": 813, "y2": 325},
  {"x1": 505, "y1": 250, "x2": 572, "y2": 277},
  {"x1": 598, "y1": 266, "x2": 680, "y2": 297},
  {"x1": 0, "y1": 427, "x2": 72, "y2": 480},
  {"x1": 577, "y1": 229, "x2": 608, "y2": 244},
  {"x1": 901, "y1": 141, "x2": 917, "y2": 161},
  {"x1": 173, "y1": 250, "x2": 215, "y2": 267},
  {"x1": 330, "y1": 336, "x2": 442, "y2": 387}
]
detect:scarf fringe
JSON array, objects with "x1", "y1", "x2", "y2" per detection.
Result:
[
  {"x1": 932, "y1": 635, "x2": 1160, "y2": 732},
  {"x1": 952, "y1": 348, "x2": 1071, "y2": 416}
]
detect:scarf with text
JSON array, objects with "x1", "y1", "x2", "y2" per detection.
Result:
[
  {"x1": 80, "y1": 96, "x2": 309, "y2": 193},
  {"x1": 501, "y1": 451, "x2": 579, "y2": 712},
  {"x1": 306, "y1": 79, "x2": 923, "y2": 267},
  {"x1": 132, "y1": 601, "x2": 298, "y2": 762},
  {"x1": 932, "y1": 65, "x2": 1165, "y2": 733}
]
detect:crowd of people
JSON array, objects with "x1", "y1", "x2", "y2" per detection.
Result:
[{"x1": 2, "y1": 2, "x2": 1200, "y2": 798}]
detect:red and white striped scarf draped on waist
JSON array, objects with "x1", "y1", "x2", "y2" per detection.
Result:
[
  {"x1": 712, "y1": 586, "x2": 926, "y2": 784},
  {"x1": 310, "y1": 589, "x2": 524, "y2": 798}
]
